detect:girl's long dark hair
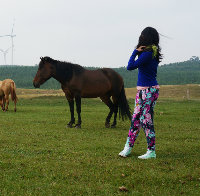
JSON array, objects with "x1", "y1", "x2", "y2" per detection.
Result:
[{"x1": 136, "y1": 27, "x2": 162, "y2": 62}]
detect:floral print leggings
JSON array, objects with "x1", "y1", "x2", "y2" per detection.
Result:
[{"x1": 127, "y1": 87, "x2": 159, "y2": 151}]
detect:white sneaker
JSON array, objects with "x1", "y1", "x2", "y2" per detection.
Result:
[
  {"x1": 119, "y1": 146, "x2": 132, "y2": 157},
  {"x1": 138, "y1": 150, "x2": 156, "y2": 159}
]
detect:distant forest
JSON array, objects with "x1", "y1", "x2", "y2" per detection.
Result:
[{"x1": 0, "y1": 58, "x2": 200, "y2": 89}]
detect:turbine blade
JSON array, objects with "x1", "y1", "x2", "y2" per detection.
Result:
[
  {"x1": 0, "y1": 35, "x2": 11, "y2": 37},
  {"x1": 5, "y1": 47, "x2": 11, "y2": 52}
]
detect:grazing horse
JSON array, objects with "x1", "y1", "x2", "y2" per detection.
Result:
[
  {"x1": 0, "y1": 79, "x2": 18, "y2": 112},
  {"x1": 33, "y1": 57, "x2": 131, "y2": 128}
]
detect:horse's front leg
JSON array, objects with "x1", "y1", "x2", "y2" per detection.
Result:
[
  {"x1": 67, "y1": 99, "x2": 75, "y2": 128},
  {"x1": 0, "y1": 98, "x2": 4, "y2": 111},
  {"x1": 75, "y1": 96, "x2": 81, "y2": 128}
]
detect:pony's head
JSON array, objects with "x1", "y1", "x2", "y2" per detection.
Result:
[{"x1": 33, "y1": 57, "x2": 56, "y2": 88}]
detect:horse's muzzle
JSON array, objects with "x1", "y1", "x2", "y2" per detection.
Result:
[{"x1": 33, "y1": 81, "x2": 40, "y2": 88}]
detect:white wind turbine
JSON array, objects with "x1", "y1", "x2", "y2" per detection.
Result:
[
  {"x1": 0, "y1": 47, "x2": 11, "y2": 65},
  {"x1": 0, "y1": 21, "x2": 16, "y2": 65}
]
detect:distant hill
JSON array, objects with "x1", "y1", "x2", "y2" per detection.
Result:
[
  {"x1": 119, "y1": 59, "x2": 200, "y2": 87},
  {"x1": 0, "y1": 59, "x2": 199, "y2": 89}
]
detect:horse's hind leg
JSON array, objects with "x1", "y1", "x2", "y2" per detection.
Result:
[
  {"x1": 13, "y1": 96, "x2": 17, "y2": 112},
  {"x1": 111, "y1": 95, "x2": 119, "y2": 128},
  {"x1": 14, "y1": 99, "x2": 17, "y2": 112},
  {"x1": 100, "y1": 95, "x2": 114, "y2": 128}
]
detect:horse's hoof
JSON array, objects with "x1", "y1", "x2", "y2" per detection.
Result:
[
  {"x1": 66, "y1": 124, "x2": 73, "y2": 128},
  {"x1": 14, "y1": 109, "x2": 16, "y2": 112},
  {"x1": 105, "y1": 123, "x2": 110, "y2": 128},
  {"x1": 75, "y1": 124, "x2": 81, "y2": 129},
  {"x1": 111, "y1": 124, "x2": 116, "y2": 128}
]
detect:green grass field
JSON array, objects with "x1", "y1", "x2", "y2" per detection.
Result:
[{"x1": 0, "y1": 86, "x2": 200, "y2": 196}]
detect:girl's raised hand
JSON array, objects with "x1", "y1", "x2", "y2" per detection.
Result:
[{"x1": 136, "y1": 46, "x2": 146, "y2": 52}]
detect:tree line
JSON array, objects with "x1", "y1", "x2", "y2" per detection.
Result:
[{"x1": 0, "y1": 59, "x2": 199, "y2": 89}]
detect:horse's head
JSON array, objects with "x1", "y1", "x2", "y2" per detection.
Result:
[{"x1": 33, "y1": 57, "x2": 55, "y2": 88}]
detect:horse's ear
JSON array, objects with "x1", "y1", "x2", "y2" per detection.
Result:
[{"x1": 40, "y1": 57, "x2": 45, "y2": 63}]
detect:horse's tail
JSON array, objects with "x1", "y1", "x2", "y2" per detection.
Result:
[
  {"x1": 118, "y1": 84, "x2": 132, "y2": 121},
  {"x1": 10, "y1": 81, "x2": 18, "y2": 103}
]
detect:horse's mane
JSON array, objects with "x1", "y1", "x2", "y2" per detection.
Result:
[{"x1": 43, "y1": 56, "x2": 85, "y2": 82}]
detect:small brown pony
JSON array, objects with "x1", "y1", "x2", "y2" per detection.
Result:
[
  {"x1": 0, "y1": 79, "x2": 18, "y2": 112},
  {"x1": 33, "y1": 57, "x2": 131, "y2": 128}
]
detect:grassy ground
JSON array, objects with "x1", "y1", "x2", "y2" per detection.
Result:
[{"x1": 0, "y1": 86, "x2": 200, "y2": 196}]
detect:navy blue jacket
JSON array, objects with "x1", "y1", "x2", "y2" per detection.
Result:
[{"x1": 127, "y1": 49, "x2": 159, "y2": 87}]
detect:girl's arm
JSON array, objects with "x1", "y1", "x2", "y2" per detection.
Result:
[{"x1": 127, "y1": 49, "x2": 152, "y2": 70}]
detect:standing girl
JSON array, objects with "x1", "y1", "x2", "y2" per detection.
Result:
[{"x1": 119, "y1": 27, "x2": 162, "y2": 159}]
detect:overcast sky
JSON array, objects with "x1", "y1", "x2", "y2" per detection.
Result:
[{"x1": 0, "y1": 0, "x2": 199, "y2": 67}]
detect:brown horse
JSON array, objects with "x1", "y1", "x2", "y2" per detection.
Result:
[
  {"x1": 33, "y1": 57, "x2": 131, "y2": 128},
  {"x1": 0, "y1": 79, "x2": 18, "y2": 112}
]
